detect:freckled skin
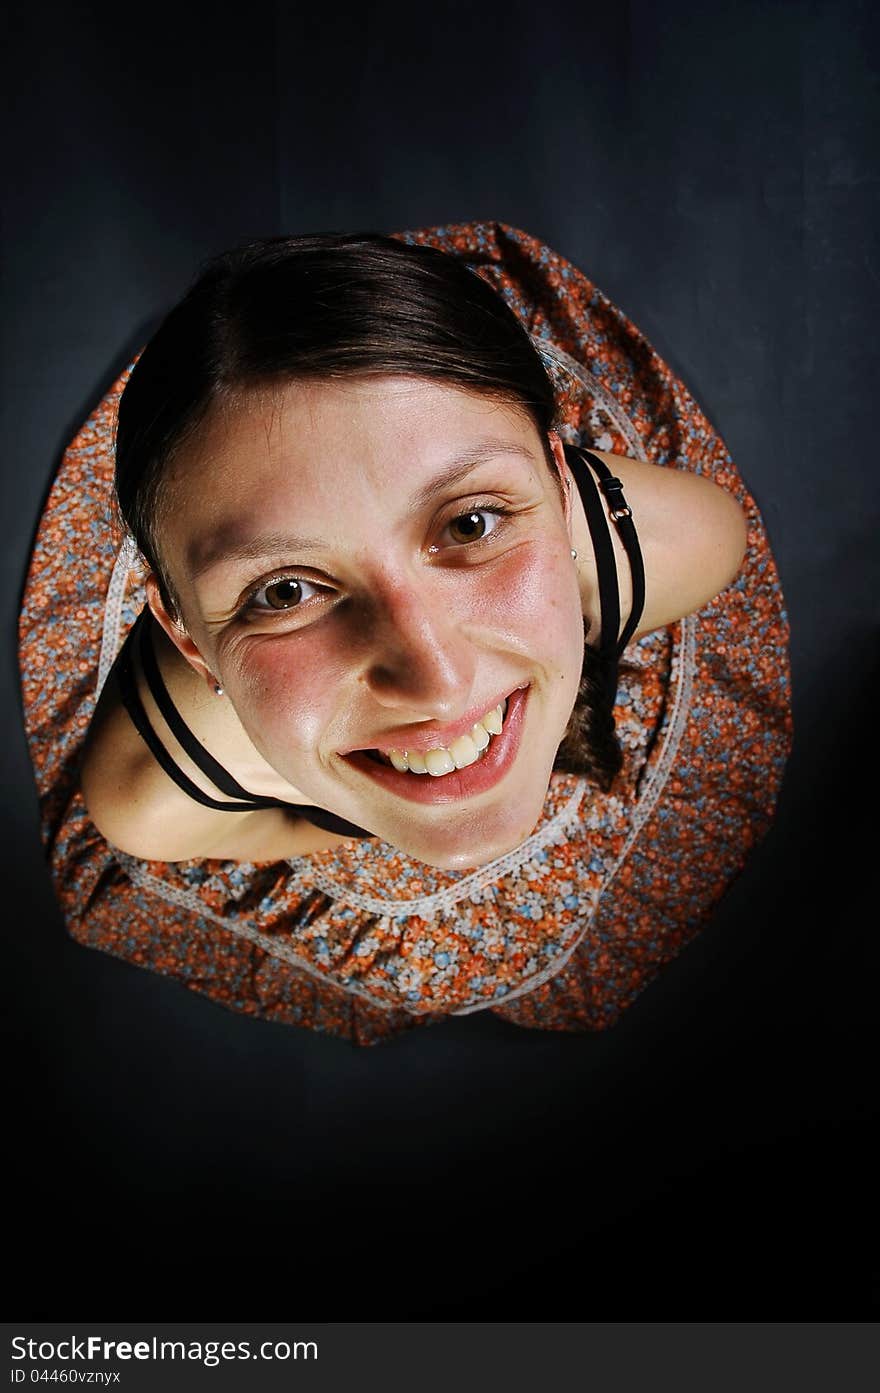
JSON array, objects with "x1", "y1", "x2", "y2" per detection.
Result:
[{"x1": 148, "y1": 376, "x2": 586, "y2": 870}]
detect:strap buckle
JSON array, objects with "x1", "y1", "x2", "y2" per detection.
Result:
[{"x1": 599, "y1": 475, "x2": 634, "y2": 523}]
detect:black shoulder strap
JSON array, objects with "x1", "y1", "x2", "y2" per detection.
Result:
[
  {"x1": 115, "y1": 607, "x2": 374, "y2": 838},
  {"x1": 564, "y1": 444, "x2": 646, "y2": 660},
  {"x1": 115, "y1": 608, "x2": 281, "y2": 812},
  {"x1": 135, "y1": 608, "x2": 269, "y2": 802}
]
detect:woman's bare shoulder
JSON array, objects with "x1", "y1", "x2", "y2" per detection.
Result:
[
  {"x1": 78, "y1": 665, "x2": 251, "y2": 858},
  {"x1": 585, "y1": 450, "x2": 748, "y2": 640},
  {"x1": 78, "y1": 640, "x2": 356, "y2": 862}
]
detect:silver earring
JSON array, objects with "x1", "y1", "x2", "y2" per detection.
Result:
[
  {"x1": 571, "y1": 549, "x2": 578, "y2": 561},
  {"x1": 213, "y1": 680, "x2": 224, "y2": 697}
]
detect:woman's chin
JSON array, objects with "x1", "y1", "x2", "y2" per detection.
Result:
[
  {"x1": 417, "y1": 842, "x2": 520, "y2": 872},
  {"x1": 379, "y1": 800, "x2": 547, "y2": 872}
]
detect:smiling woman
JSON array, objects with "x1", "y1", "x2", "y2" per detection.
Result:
[{"x1": 19, "y1": 222, "x2": 791, "y2": 1046}]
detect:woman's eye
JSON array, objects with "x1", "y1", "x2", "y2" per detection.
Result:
[
  {"x1": 246, "y1": 576, "x2": 322, "y2": 612},
  {"x1": 444, "y1": 508, "x2": 505, "y2": 546}
]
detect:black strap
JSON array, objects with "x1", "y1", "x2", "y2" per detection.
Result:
[
  {"x1": 116, "y1": 607, "x2": 372, "y2": 837},
  {"x1": 564, "y1": 444, "x2": 647, "y2": 693},
  {"x1": 116, "y1": 610, "x2": 277, "y2": 811},
  {"x1": 136, "y1": 608, "x2": 270, "y2": 803}
]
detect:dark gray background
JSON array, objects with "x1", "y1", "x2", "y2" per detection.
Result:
[{"x1": 3, "y1": 0, "x2": 876, "y2": 1317}]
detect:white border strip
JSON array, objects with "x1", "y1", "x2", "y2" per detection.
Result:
[
  {"x1": 116, "y1": 852, "x2": 409, "y2": 1014},
  {"x1": 96, "y1": 534, "x2": 141, "y2": 700}
]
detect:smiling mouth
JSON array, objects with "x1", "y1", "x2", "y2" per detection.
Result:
[
  {"x1": 362, "y1": 698, "x2": 509, "y2": 776},
  {"x1": 342, "y1": 687, "x2": 530, "y2": 805}
]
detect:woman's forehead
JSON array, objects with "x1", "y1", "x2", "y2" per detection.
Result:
[
  {"x1": 219, "y1": 372, "x2": 531, "y2": 437},
  {"x1": 167, "y1": 375, "x2": 544, "y2": 495}
]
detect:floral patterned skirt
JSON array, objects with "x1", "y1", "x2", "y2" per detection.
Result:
[{"x1": 18, "y1": 221, "x2": 793, "y2": 1046}]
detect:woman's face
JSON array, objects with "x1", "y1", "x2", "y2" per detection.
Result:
[{"x1": 153, "y1": 375, "x2": 585, "y2": 870}]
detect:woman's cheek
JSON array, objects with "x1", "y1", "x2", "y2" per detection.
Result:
[
  {"x1": 471, "y1": 543, "x2": 581, "y2": 651},
  {"x1": 233, "y1": 632, "x2": 347, "y2": 759}
]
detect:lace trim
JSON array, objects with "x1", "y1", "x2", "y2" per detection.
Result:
[
  {"x1": 96, "y1": 534, "x2": 140, "y2": 700},
  {"x1": 532, "y1": 339, "x2": 649, "y2": 462},
  {"x1": 295, "y1": 781, "x2": 588, "y2": 917},
  {"x1": 115, "y1": 851, "x2": 404, "y2": 1014}
]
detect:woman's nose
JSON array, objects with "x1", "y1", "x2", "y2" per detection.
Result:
[{"x1": 357, "y1": 580, "x2": 477, "y2": 717}]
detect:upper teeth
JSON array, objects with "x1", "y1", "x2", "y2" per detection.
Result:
[{"x1": 386, "y1": 701, "x2": 508, "y2": 776}]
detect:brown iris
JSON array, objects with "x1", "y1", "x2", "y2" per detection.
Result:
[
  {"x1": 448, "y1": 511, "x2": 487, "y2": 544},
  {"x1": 264, "y1": 578, "x2": 303, "y2": 609}
]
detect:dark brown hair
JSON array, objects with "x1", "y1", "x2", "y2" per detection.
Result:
[{"x1": 114, "y1": 232, "x2": 622, "y2": 789}]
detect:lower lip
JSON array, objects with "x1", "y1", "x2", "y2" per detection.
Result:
[{"x1": 342, "y1": 686, "x2": 530, "y2": 805}]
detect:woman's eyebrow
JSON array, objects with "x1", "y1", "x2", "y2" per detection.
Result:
[
  {"x1": 188, "y1": 440, "x2": 536, "y2": 582},
  {"x1": 408, "y1": 440, "x2": 537, "y2": 512}
]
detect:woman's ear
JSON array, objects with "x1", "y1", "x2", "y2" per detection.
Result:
[
  {"x1": 145, "y1": 572, "x2": 216, "y2": 689},
  {"x1": 547, "y1": 431, "x2": 574, "y2": 535}
]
